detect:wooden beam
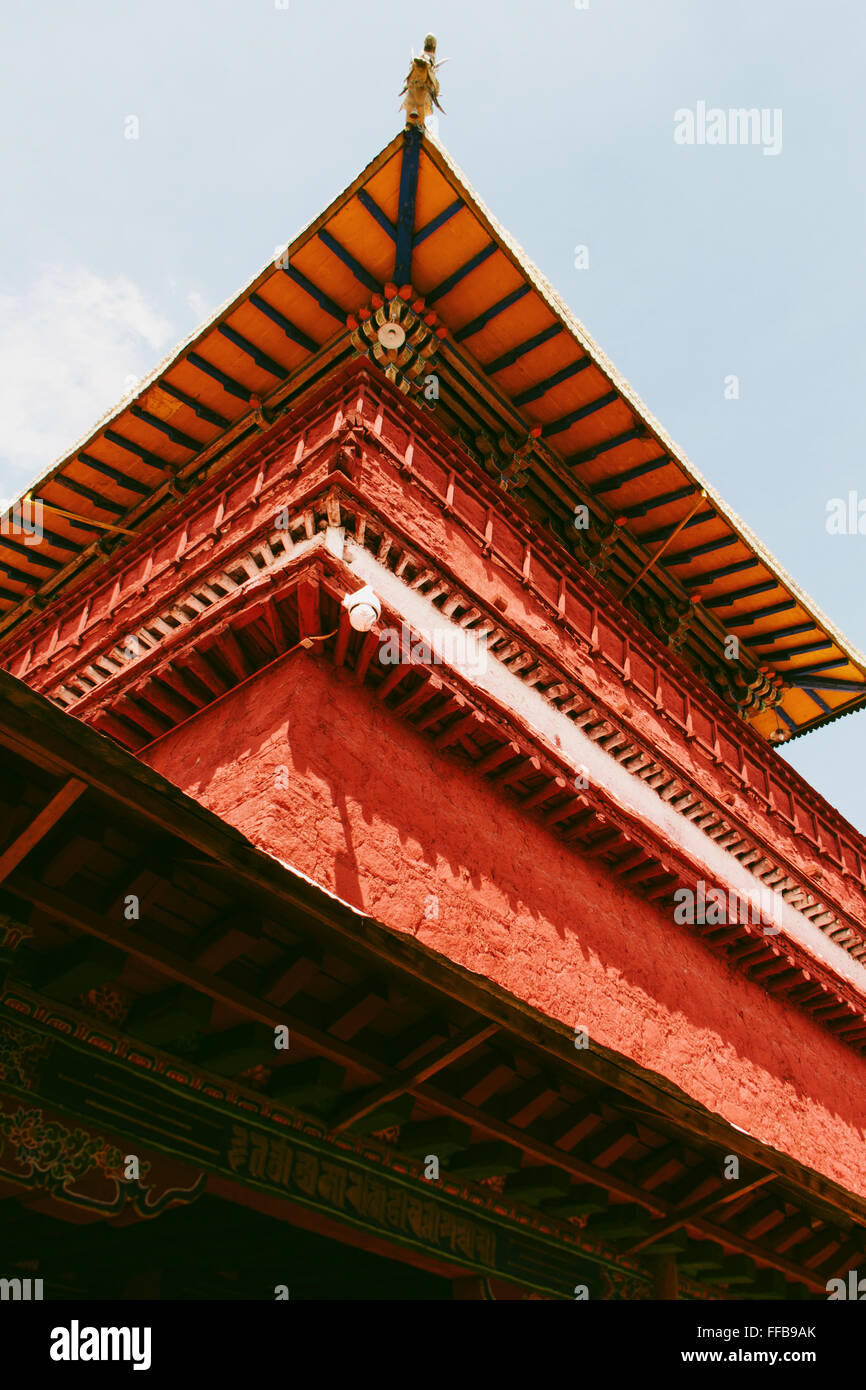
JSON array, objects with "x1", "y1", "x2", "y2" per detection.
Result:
[
  {"x1": 353, "y1": 627, "x2": 381, "y2": 683},
  {"x1": 331, "y1": 1021, "x2": 497, "y2": 1133},
  {"x1": 475, "y1": 740, "x2": 520, "y2": 775},
  {"x1": 0, "y1": 674, "x2": 862, "y2": 1240},
  {"x1": 392, "y1": 673, "x2": 442, "y2": 719},
  {"x1": 376, "y1": 660, "x2": 413, "y2": 702},
  {"x1": 0, "y1": 778, "x2": 86, "y2": 884},
  {"x1": 89, "y1": 711, "x2": 141, "y2": 750},
  {"x1": 179, "y1": 650, "x2": 226, "y2": 698},
  {"x1": 0, "y1": 867, "x2": 834, "y2": 1290},
  {"x1": 394, "y1": 125, "x2": 422, "y2": 286},
  {"x1": 196, "y1": 918, "x2": 258, "y2": 973},
  {"x1": 8, "y1": 874, "x2": 389, "y2": 1082},
  {"x1": 326, "y1": 986, "x2": 387, "y2": 1041},
  {"x1": 629, "y1": 1171, "x2": 777, "y2": 1254},
  {"x1": 435, "y1": 708, "x2": 485, "y2": 751},
  {"x1": 418, "y1": 1079, "x2": 824, "y2": 1288},
  {"x1": 541, "y1": 1098, "x2": 602, "y2": 1152},
  {"x1": 132, "y1": 678, "x2": 191, "y2": 724},
  {"x1": 333, "y1": 610, "x2": 353, "y2": 667},
  {"x1": 263, "y1": 948, "x2": 321, "y2": 1005},
  {"x1": 214, "y1": 625, "x2": 251, "y2": 682},
  {"x1": 158, "y1": 663, "x2": 208, "y2": 709}
]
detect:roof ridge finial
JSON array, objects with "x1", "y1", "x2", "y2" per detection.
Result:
[{"x1": 401, "y1": 33, "x2": 445, "y2": 129}]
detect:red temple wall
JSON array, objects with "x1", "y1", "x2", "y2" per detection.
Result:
[
  {"x1": 339, "y1": 447, "x2": 866, "y2": 924},
  {"x1": 141, "y1": 649, "x2": 866, "y2": 1199},
  {"x1": 8, "y1": 384, "x2": 864, "y2": 933}
]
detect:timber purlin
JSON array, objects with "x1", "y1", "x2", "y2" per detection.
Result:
[{"x1": 0, "y1": 668, "x2": 863, "y2": 1297}]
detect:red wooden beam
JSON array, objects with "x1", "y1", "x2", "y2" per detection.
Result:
[{"x1": 0, "y1": 777, "x2": 86, "y2": 883}]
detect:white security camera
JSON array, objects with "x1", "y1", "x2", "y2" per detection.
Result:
[{"x1": 343, "y1": 584, "x2": 381, "y2": 632}]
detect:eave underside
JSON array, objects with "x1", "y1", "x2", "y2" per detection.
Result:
[
  {"x1": 1, "y1": 131, "x2": 862, "y2": 742},
  {"x1": 0, "y1": 671, "x2": 864, "y2": 1297}
]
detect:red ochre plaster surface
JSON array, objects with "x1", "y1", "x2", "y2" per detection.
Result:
[{"x1": 142, "y1": 650, "x2": 866, "y2": 1199}]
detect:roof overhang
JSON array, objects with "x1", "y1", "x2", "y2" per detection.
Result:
[
  {"x1": 1, "y1": 128, "x2": 863, "y2": 742},
  {"x1": 1, "y1": 665, "x2": 865, "y2": 1294}
]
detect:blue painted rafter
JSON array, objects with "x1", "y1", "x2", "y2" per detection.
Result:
[
  {"x1": 541, "y1": 390, "x2": 618, "y2": 438},
  {"x1": 0, "y1": 536, "x2": 62, "y2": 567},
  {"x1": 483, "y1": 324, "x2": 561, "y2": 375},
  {"x1": 803, "y1": 688, "x2": 833, "y2": 713},
  {"x1": 790, "y1": 675, "x2": 864, "y2": 693},
  {"x1": 515, "y1": 357, "x2": 593, "y2": 408},
  {"x1": 683, "y1": 559, "x2": 759, "y2": 589},
  {"x1": 280, "y1": 266, "x2": 345, "y2": 323},
  {"x1": 55, "y1": 475, "x2": 126, "y2": 516},
  {"x1": 78, "y1": 450, "x2": 152, "y2": 494},
  {"x1": 775, "y1": 706, "x2": 798, "y2": 731},
  {"x1": 0, "y1": 564, "x2": 34, "y2": 586},
  {"x1": 785, "y1": 658, "x2": 852, "y2": 673},
  {"x1": 745, "y1": 622, "x2": 817, "y2": 646},
  {"x1": 317, "y1": 230, "x2": 380, "y2": 293},
  {"x1": 427, "y1": 243, "x2": 497, "y2": 304},
  {"x1": 394, "y1": 126, "x2": 422, "y2": 285},
  {"x1": 0, "y1": 567, "x2": 35, "y2": 589},
  {"x1": 1, "y1": 523, "x2": 77, "y2": 554},
  {"x1": 644, "y1": 509, "x2": 714, "y2": 546},
  {"x1": 250, "y1": 294, "x2": 318, "y2": 353},
  {"x1": 455, "y1": 286, "x2": 530, "y2": 343},
  {"x1": 703, "y1": 580, "x2": 779, "y2": 608},
  {"x1": 219, "y1": 325, "x2": 288, "y2": 379},
  {"x1": 414, "y1": 199, "x2": 463, "y2": 247},
  {"x1": 129, "y1": 408, "x2": 199, "y2": 453},
  {"x1": 756, "y1": 639, "x2": 833, "y2": 659},
  {"x1": 591, "y1": 458, "x2": 669, "y2": 494},
  {"x1": 187, "y1": 353, "x2": 252, "y2": 403},
  {"x1": 358, "y1": 190, "x2": 397, "y2": 242},
  {"x1": 568, "y1": 427, "x2": 646, "y2": 466},
  {"x1": 36, "y1": 531, "x2": 82, "y2": 552},
  {"x1": 721, "y1": 600, "x2": 796, "y2": 625},
  {"x1": 159, "y1": 381, "x2": 229, "y2": 428},
  {"x1": 661, "y1": 534, "x2": 739, "y2": 566},
  {"x1": 619, "y1": 485, "x2": 695, "y2": 519},
  {"x1": 104, "y1": 430, "x2": 170, "y2": 471}
]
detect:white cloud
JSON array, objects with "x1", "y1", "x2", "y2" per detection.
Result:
[
  {"x1": 0, "y1": 265, "x2": 175, "y2": 498},
  {"x1": 186, "y1": 289, "x2": 210, "y2": 319}
]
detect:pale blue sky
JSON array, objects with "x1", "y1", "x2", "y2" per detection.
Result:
[{"x1": 1, "y1": 0, "x2": 864, "y2": 830}]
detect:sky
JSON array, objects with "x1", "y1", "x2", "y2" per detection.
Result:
[{"x1": 1, "y1": 0, "x2": 864, "y2": 830}]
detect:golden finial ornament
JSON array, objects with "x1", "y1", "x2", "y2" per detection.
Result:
[{"x1": 401, "y1": 33, "x2": 445, "y2": 128}]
